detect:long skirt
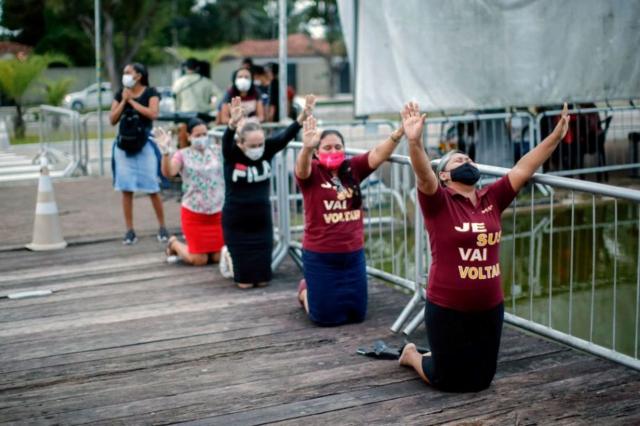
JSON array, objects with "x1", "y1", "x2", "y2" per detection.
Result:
[
  {"x1": 222, "y1": 202, "x2": 272, "y2": 283},
  {"x1": 303, "y1": 248, "x2": 367, "y2": 326}
]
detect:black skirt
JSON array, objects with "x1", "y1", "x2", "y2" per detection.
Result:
[{"x1": 222, "y1": 202, "x2": 273, "y2": 283}]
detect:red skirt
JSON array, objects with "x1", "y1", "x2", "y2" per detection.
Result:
[{"x1": 181, "y1": 206, "x2": 224, "y2": 254}]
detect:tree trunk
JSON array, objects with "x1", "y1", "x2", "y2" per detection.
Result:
[
  {"x1": 13, "y1": 102, "x2": 25, "y2": 140},
  {"x1": 103, "y1": 13, "x2": 119, "y2": 92}
]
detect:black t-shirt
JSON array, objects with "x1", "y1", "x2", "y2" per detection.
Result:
[
  {"x1": 115, "y1": 86, "x2": 159, "y2": 129},
  {"x1": 222, "y1": 121, "x2": 301, "y2": 207},
  {"x1": 268, "y1": 79, "x2": 280, "y2": 121}
]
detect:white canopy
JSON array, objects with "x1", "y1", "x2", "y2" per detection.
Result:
[{"x1": 337, "y1": 0, "x2": 640, "y2": 115}]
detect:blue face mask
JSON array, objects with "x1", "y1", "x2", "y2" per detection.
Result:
[{"x1": 450, "y1": 162, "x2": 480, "y2": 185}]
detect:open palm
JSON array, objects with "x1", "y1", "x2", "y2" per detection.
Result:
[
  {"x1": 554, "y1": 102, "x2": 570, "y2": 140},
  {"x1": 302, "y1": 116, "x2": 320, "y2": 149},
  {"x1": 229, "y1": 96, "x2": 244, "y2": 127},
  {"x1": 401, "y1": 102, "x2": 426, "y2": 141}
]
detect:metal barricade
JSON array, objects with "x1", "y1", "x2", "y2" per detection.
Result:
[
  {"x1": 423, "y1": 111, "x2": 535, "y2": 168},
  {"x1": 35, "y1": 105, "x2": 88, "y2": 177},
  {"x1": 387, "y1": 159, "x2": 640, "y2": 371},
  {"x1": 216, "y1": 116, "x2": 640, "y2": 372},
  {"x1": 535, "y1": 104, "x2": 640, "y2": 179}
]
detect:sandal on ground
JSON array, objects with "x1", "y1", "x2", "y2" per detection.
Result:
[{"x1": 254, "y1": 282, "x2": 269, "y2": 288}]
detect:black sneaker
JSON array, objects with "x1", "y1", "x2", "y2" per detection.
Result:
[
  {"x1": 157, "y1": 226, "x2": 169, "y2": 242},
  {"x1": 123, "y1": 229, "x2": 137, "y2": 245}
]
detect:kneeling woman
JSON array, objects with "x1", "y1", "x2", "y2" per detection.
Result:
[
  {"x1": 295, "y1": 116, "x2": 404, "y2": 326},
  {"x1": 222, "y1": 95, "x2": 315, "y2": 288},
  {"x1": 399, "y1": 102, "x2": 570, "y2": 392},
  {"x1": 155, "y1": 118, "x2": 225, "y2": 265}
]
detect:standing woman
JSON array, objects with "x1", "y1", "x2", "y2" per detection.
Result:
[
  {"x1": 222, "y1": 95, "x2": 315, "y2": 289},
  {"x1": 295, "y1": 116, "x2": 405, "y2": 326},
  {"x1": 217, "y1": 68, "x2": 265, "y2": 124},
  {"x1": 153, "y1": 118, "x2": 225, "y2": 265},
  {"x1": 399, "y1": 102, "x2": 570, "y2": 392},
  {"x1": 110, "y1": 63, "x2": 168, "y2": 244}
]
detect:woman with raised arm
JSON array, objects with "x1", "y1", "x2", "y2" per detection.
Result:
[
  {"x1": 295, "y1": 115, "x2": 404, "y2": 326},
  {"x1": 153, "y1": 118, "x2": 225, "y2": 266},
  {"x1": 221, "y1": 94, "x2": 316, "y2": 289},
  {"x1": 399, "y1": 102, "x2": 570, "y2": 392}
]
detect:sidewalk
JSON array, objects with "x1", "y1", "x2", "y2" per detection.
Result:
[{"x1": 0, "y1": 176, "x2": 181, "y2": 249}]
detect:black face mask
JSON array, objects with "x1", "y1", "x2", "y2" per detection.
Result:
[{"x1": 449, "y1": 162, "x2": 480, "y2": 185}]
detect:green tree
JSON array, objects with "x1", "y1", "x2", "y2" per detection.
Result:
[
  {"x1": 0, "y1": 55, "x2": 59, "y2": 138},
  {"x1": 42, "y1": 78, "x2": 74, "y2": 106},
  {"x1": 292, "y1": 0, "x2": 346, "y2": 96},
  {"x1": 47, "y1": 0, "x2": 175, "y2": 90}
]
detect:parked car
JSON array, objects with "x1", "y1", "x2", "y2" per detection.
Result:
[{"x1": 63, "y1": 82, "x2": 113, "y2": 111}]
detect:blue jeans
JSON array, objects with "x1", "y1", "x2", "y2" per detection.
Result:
[{"x1": 303, "y1": 248, "x2": 367, "y2": 326}]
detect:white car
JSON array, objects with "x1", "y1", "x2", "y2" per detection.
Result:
[{"x1": 63, "y1": 82, "x2": 113, "y2": 112}]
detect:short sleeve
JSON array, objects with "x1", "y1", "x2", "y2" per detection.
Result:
[
  {"x1": 114, "y1": 89, "x2": 123, "y2": 102},
  {"x1": 417, "y1": 185, "x2": 446, "y2": 218},
  {"x1": 349, "y1": 152, "x2": 374, "y2": 181},
  {"x1": 146, "y1": 87, "x2": 159, "y2": 99},
  {"x1": 295, "y1": 161, "x2": 316, "y2": 189},
  {"x1": 172, "y1": 149, "x2": 184, "y2": 170},
  {"x1": 487, "y1": 175, "x2": 518, "y2": 212}
]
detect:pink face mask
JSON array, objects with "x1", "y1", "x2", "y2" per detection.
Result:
[{"x1": 317, "y1": 151, "x2": 345, "y2": 170}]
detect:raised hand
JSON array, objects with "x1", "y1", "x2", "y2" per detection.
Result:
[
  {"x1": 229, "y1": 96, "x2": 244, "y2": 128},
  {"x1": 553, "y1": 102, "x2": 570, "y2": 140},
  {"x1": 300, "y1": 94, "x2": 317, "y2": 121},
  {"x1": 152, "y1": 127, "x2": 172, "y2": 154},
  {"x1": 302, "y1": 115, "x2": 321, "y2": 150},
  {"x1": 401, "y1": 102, "x2": 427, "y2": 143}
]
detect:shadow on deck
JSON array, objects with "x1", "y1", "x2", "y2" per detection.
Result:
[{"x1": 1, "y1": 238, "x2": 639, "y2": 425}]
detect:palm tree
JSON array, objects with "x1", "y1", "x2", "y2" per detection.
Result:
[{"x1": 0, "y1": 55, "x2": 56, "y2": 139}]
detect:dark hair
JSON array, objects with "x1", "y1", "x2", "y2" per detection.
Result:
[
  {"x1": 184, "y1": 57, "x2": 199, "y2": 71},
  {"x1": 230, "y1": 68, "x2": 257, "y2": 97},
  {"x1": 319, "y1": 130, "x2": 362, "y2": 209},
  {"x1": 266, "y1": 62, "x2": 279, "y2": 75},
  {"x1": 187, "y1": 117, "x2": 206, "y2": 134},
  {"x1": 251, "y1": 64, "x2": 265, "y2": 76},
  {"x1": 129, "y1": 63, "x2": 149, "y2": 87},
  {"x1": 241, "y1": 57, "x2": 254, "y2": 68}
]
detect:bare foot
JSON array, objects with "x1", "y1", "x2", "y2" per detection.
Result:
[
  {"x1": 399, "y1": 343, "x2": 417, "y2": 366},
  {"x1": 236, "y1": 282, "x2": 252, "y2": 289}
]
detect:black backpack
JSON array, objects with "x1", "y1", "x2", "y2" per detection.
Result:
[{"x1": 117, "y1": 108, "x2": 148, "y2": 154}]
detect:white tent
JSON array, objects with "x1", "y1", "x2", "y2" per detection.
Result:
[{"x1": 337, "y1": 0, "x2": 640, "y2": 116}]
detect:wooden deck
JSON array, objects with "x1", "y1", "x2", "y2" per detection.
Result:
[{"x1": 1, "y1": 238, "x2": 640, "y2": 425}]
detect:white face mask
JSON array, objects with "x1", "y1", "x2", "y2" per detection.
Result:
[
  {"x1": 122, "y1": 74, "x2": 136, "y2": 88},
  {"x1": 191, "y1": 136, "x2": 209, "y2": 151},
  {"x1": 235, "y1": 77, "x2": 251, "y2": 92},
  {"x1": 244, "y1": 145, "x2": 264, "y2": 161}
]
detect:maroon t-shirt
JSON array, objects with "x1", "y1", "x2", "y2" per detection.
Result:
[
  {"x1": 297, "y1": 153, "x2": 374, "y2": 253},
  {"x1": 418, "y1": 175, "x2": 517, "y2": 312}
]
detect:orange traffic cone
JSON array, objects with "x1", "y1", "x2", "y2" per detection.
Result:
[{"x1": 25, "y1": 158, "x2": 67, "y2": 251}]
